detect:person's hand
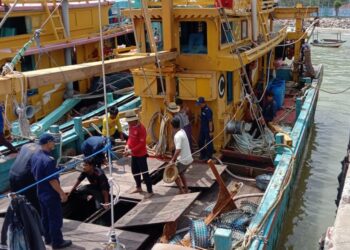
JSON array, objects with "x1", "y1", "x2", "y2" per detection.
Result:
[
  {"x1": 60, "y1": 193, "x2": 68, "y2": 203},
  {"x1": 123, "y1": 146, "x2": 131, "y2": 157},
  {"x1": 209, "y1": 131, "x2": 214, "y2": 138},
  {"x1": 103, "y1": 203, "x2": 111, "y2": 210}
]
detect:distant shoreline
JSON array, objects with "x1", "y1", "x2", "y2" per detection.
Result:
[
  {"x1": 317, "y1": 17, "x2": 350, "y2": 30},
  {"x1": 275, "y1": 17, "x2": 350, "y2": 31}
]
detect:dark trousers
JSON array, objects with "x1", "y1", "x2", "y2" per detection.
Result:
[
  {"x1": 10, "y1": 175, "x2": 40, "y2": 213},
  {"x1": 0, "y1": 133, "x2": 16, "y2": 153},
  {"x1": 112, "y1": 130, "x2": 129, "y2": 141},
  {"x1": 183, "y1": 124, "x2": 193, "y2": 152},
  {"x1": 131, "y1": 155, "x2": 153, "y2": 193},
  {"x1": 39, "y1": 196, "x2": 64, "y2": 247},
  {"x1": 198, "y1": 130, "x2": 213, "y2": 159},
  {"x1": 77, "y1": 184, "x2": 103, "y2": 209}
]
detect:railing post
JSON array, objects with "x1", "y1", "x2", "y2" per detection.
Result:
[{"x1": 296, "y1": 97, "x2": 302, "y2": 122}]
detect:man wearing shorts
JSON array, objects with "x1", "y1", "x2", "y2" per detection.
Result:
[{"x1": 170, "y1": 117, "x2": 193, "y2": 194}]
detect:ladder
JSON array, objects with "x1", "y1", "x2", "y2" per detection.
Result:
[
  {"x1": 258, "y1": 11, "x2": 269, "y2": 42},
  {"x1": 42, "y1": 1, "x2": 67, "y2": 40},
  {"x1": 217, "y1": 5, "x2": 267, "y2": 141}
]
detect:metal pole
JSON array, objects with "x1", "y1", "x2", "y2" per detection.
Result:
[
  {"x1": 62, "y1": 0, "x2": 74, "y2": 98},
  {"x1": 97, "y1": 0, "x2": 117, "y2": 245}
]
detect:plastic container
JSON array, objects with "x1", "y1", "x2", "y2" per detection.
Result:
[{"x1": 268, "y1": 79, "x2": 285, "y2": 109}]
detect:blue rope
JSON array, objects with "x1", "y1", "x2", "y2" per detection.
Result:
[{"x1": 0, "y1": 143, "x2": 112, "y2": 200}]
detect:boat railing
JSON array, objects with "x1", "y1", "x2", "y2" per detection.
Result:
[
  {"x1": 1, "y1": 0, "x2": 110, "y2": 6},
  {"x1": 134, "y1": 0, "x2": 275, "y2": 12}
]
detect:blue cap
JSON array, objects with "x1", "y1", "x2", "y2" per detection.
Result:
[
  {"x1": 39, "y1": 133, "x2": 55, "y2": 145},
  {"x1": 196, "y1": 97, "x2": 205, "y2": 106}
]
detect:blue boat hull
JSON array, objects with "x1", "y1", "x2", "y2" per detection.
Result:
[{"x1": 248, "y1": 65, "x2": 323, "y2": 250}]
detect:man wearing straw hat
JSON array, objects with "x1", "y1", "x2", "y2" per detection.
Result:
[
  {"x1": 166, "y1": 101, "x2": 192, "y2": 151},
  {"x1": 124, "y1": 110, "x2": 154, "y2": 199},
  {"x1": 170, "y1": 117, "x2": 193, "y2": 194}
]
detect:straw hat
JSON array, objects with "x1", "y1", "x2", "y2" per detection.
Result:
[
  {"x1": 163, "y1": 163, "x2": 179, "y2": 183},
  {"x1": 167, "y1": 102, "x2": 180, "y2": 113},
  {"x1": 125, "y1": 110, "x2": 139, "y2": 122}
]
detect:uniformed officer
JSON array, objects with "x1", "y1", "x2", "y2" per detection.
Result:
[
  {"x1": 9, "y1": 143, "x2": 41, "y2": 212},
  {"x1": 81, "y1": 136, "x2": 107, "y2": 169},
  {"x1": 31, "y1": 133, "x2": 72, "y2": 249},
  {"x1": 196, "y1": 97, "x2": 214, "y2": 160}
]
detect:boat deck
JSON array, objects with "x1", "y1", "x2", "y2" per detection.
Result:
[{"x1": 0, "y1": 217, "x2": 149, "y2": 250}]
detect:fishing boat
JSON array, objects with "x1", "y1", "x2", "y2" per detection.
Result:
[
  {"x1": 311, "y1": 31, "x2": 346, "y2": 48},
  {"x1": 0, "y1": 0, "x2": 323, "y2": 249},
  {"x1": 0, "y1": 0, "x2": 140, "y2": 191}
]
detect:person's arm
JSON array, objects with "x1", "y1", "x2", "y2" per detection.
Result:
[
  {"x1": 116, "y1": 114, "x2": 124, "y2": 140},
  {"x1": 102, "y1": 190, "x2": 110, "y2": 210},
  {"x1": 99, "y1": 174, "x2": 110, "y2": 209},
  {"x1": 171, "y1": 149, "x2": 181, "y2": 163},
  {"x1": 68, "y1": 178, "x2": 83, "y2": 196},
  {"x1": 49, "y1": 179, "x2": 68, "y2": 202},
  {"x1": 208, "y1": 109, "x2": 214, "y2": 137},
  {"x1": 101, "y1": 118, "x2": 107, "y2": 137}
]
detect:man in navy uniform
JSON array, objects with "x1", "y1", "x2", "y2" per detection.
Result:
[
  {"x1": 196, "y1": 97, "x2": 214, "y2": 160},
  {"x1": 81, "y1": 136, "x2": 107, "y2": 169},
  {"x1": 31, "y1": 133, "x2": 72, "y2": 249},
  {"x1": 9, "y1": 143, "x2": 41, "y2": 212}
]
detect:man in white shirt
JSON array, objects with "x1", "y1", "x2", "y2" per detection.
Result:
[{"x1": 170, "y1": 117, "x2": 193, "y2": 194}]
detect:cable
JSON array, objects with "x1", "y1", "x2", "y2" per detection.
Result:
[
  {"x1": 0, "y1": 0, "x2": 19, "y2": 29},
  {"x1": 319, "y1": 86, "x2": 350, "y2": 94},
  {"x1": 0, "y1": 143, "x2": 111, "y2": 200}
]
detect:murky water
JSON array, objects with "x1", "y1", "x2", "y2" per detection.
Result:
[{"x1": 278, "y1": 32, "x2": 350, "y2": 249}]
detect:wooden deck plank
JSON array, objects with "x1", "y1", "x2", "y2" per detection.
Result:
[
  {"x1": 115, "y1": 192, "x2": 200, "y2": 228},
  {"x1": 0, "y1": 218, "x2": 148, "y2": 250},
  {"x1": 60, "y1": 158, "x2": 173, "y2": 201},
  {"x1": 157, "y1": 163, "x2": 227, "y2": 188}
]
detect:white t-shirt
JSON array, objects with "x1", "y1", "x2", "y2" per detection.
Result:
[{"x1": 174, "y1": 129, "x2": 193, "y2": 165}]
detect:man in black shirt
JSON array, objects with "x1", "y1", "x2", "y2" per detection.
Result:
[{"x1": 69, "y1": 159, "x2": 110, "y2": 210}]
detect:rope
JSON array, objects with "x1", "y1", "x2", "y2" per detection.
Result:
[
  {"x1": 240, "y1": 146, "x2": 294, "y2": 249},
  {"x1": 319, "y1": 86, "x2": 350, "y2": 94},
  {"x1": 0, "y1": 0, "x2": 19, "y2": 29},
  {"x1": 258, "y1": 50, "x2": 273, "y2": 103},
  {"x1": 1, "y1": 1, "x2": 64, "y2": 76}
]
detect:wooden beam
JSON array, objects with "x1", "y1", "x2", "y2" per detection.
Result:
[{"x1": 0, "y1": 51, "x2": 177, "y2": 94}]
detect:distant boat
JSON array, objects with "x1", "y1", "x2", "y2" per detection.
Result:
[{"x1": 311, "y1": 31, "x2": 346, "y2": 48}]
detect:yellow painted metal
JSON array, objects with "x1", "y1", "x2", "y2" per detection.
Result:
[
  {"x1": 127, "y1": 1, "x2": 316, "y2": 149},
  {"x1": 273, "y1": 6, "x2": 318, "y2": 19},
  {"x1": 0, "y1": 2, "x2": 114, "y2": 126}
]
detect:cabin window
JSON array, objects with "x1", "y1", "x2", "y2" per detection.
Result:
[
  {"x1": 146, "y1": 21, "x2": 163, "y2": 52},
  {"x1": 227, "y1": 72, "x2": 233, "y2": 104},
  {"x1": 156, "y1": 76, "x2": 166, "y2": 95},
  {"x1": 221, "y1": 21, "x2": 240, "y2": 44},
  {"x1": 21, "y1": 55, "x2": 35, "y2": 72},
  {"x1": 0, "y1": 16, "x2": 31, "y2": 37},
  {"x1": 180, "y1": 21, "x2": 207, "y2": 54},
  {"x1": 241, "y1": 20, "x2": 248, "y2": 39}
]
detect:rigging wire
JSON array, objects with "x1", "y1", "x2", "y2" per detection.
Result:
[
  {"x1": 0, "y1": 0, "x2": 19, "y2": 29},
  {"x1": 97, "y1": 0, "x2": 117, "y2": 243}
]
